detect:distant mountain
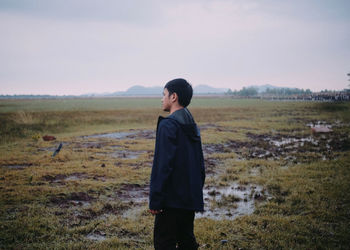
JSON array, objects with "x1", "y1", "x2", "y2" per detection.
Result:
[
  {"x1": 193, "y1": 85, "x2": 228, "y2": 94},
  {"x1": 111, "y1": 85, "x2": 163, "y2": 96},
  {"x1": 105, "y1": 84, "x2": 228, "y2": 96}
]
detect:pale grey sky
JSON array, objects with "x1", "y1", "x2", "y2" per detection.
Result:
[{"x1": 0, "y1": 0, "x2": 349, "y2": 95}]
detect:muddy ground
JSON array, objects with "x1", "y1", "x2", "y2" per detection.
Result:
[
  {"x1": 40, "y1": 122, "x2": 346, "y2": 218},
  {"x1": 4, "y1": 120, "x2": 348, "y2": 242}
]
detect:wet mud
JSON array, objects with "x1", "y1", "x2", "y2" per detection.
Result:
[
  {"x1": 198, "y1": 183, "x2": 271, "y2": 220},
  {"x1": 97, "y1": 150, "x2": 148, "y2": 159},
  {"x1": 115, "y1": 184, "x2": 149, "y2": 204},
  {"x1": 43, "y1": 173, "x2": 89, "y2": 183},
  {"x1": 204, "y1": 157, "x2": 222, "y2": 175},
  {"x1": 86, "y1": 231, "x2": 107, "y2": 241},
  {"x1": 199, "y1": 124, "x2": 236, "y2": 133},
  {"x1": 14, "y1": 121, "x2": 348, "y2": 228},
  {"x1": 49, "y1": 192, "x2": 94, "y2": 208},
  {"x1": 202, "y1": 127, "x2": 347, "y2": 162}
]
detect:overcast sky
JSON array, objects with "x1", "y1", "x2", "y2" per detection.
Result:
[{"x1": 0, "y1": 0, "x2": 349, "y2": 95}]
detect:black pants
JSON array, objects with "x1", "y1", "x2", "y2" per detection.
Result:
[{"x1": 154, "y1": 208, "x2": 199, "y2": 250}]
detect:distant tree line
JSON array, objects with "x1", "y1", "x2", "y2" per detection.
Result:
[
  {"x1": 226, "y1": 87, "x2": 258, "y2": 96},
  {"x1": 263, "y1": 87, "x2": 312, "y2": 96},
  {"x1": 226, "y1": 87, "x2": 312, "y2": 97}
]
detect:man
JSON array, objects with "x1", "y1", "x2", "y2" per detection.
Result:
[{"x1": 149, "y1": 78, "x2": 205, "y2": 250}]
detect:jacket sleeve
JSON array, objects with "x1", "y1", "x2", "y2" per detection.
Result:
[
  {"x1": 200, "y1": 147, "x2": 206, "y2": 188},
  {"x1": 149, "y1": 120, "x2": 178, "y2": 210},
  {"x1": 198, "y1": 128, "x2": 206, "y2": 188}
]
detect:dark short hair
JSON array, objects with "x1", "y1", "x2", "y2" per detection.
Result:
[{"x1": 164, "y1": 78, "x2": 193, "y2": 107}]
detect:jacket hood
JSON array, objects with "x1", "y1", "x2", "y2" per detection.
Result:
[
  {"x1": 158, "y1": 108, "x2": 201, "y2": 141},
  {"x1": 168, "y1": 108, "x2": 194, "y2": 125}
]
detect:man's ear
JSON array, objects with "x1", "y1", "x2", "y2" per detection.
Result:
[{"x1": 171, "y1": 92, "x2": 178, "y2": 103}]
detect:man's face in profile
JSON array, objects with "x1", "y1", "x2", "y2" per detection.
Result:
[{"x1": 162, "y1": 88, "x2": 172, "y2": 112}]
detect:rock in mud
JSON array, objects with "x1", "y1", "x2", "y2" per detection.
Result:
[
  {"x1": 311, "y1": 126, "x2": 332, "y2": 133},
  {"x1": 42, "y1": 135, "x2": 56, "y2": 141}
]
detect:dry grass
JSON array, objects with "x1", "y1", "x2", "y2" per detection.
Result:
[{"x1": 0, "y1": 98, "x2": 349, "y2": 249}]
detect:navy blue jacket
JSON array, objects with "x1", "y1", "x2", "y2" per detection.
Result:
[{"x1": 149, "y1": 111, "x2": 205, "y2": 212}]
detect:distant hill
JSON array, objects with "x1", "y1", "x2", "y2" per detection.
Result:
[
  {"x1": 194, "y1": 85, "x2": 228, "y2": 95},
  {"x1": 102, "y1": 84, "x2": 228, "y2": 96},
  {"x1": 111, "y1": 85, "x2": 164, "y2": 96}
]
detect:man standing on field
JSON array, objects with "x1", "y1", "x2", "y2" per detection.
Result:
[{"x1": 149, "y1": 78, "x2": 205, "y2": 250}]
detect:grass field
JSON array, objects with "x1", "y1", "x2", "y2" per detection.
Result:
[{"x1": 0, "y1": 97, "x2": 349, "y2": 249}]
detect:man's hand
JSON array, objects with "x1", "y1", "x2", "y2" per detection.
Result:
[{"x1": 149, "y1": 209, "x2": 163, "y2": 215}]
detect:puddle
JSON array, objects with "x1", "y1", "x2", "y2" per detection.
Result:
[
  {"x1": 197, "y1": 183, "x2": 271, "y2": 220},
  {"x1": 203, "y1": 144, "x2": 226, "y2": 154},
  {"x1": 86, "y1": 231, "x2": 107, "y2": 241},
  {"x1": 84, "y1": 129, "x2": 155, "y2": 140},
  {"x1": 0, "y1": 164, "x2": 33, "y2": 170},
  {"x1": 250, "y1": 147, "x2": 273, "y2": 159},
  {"x1": 199, "y1": 123, "x2": 220, "y2": 131},
  {"x1": 96, "y1": 150, "x2": 146, "y2": 159},
  {"x1": 78, "y1": 142, "x2": 107, "y2": 149},
  {"x1": 203, "y1": 141, "x2": 249, "y2": 156},
  {"x1": 121, "y1": 206, "x2": 145, "y2": 219},
  {"x1": 85, "y1": 131, "x2": 136, "y2": 139},
  {"x1": 37, "y1": 147, "x2": 57, "y2": 152},
  {"x1": 307, "y1": 121, "x2": 332, "y2": 128},
  {"x1": 65, "y1": 175, "x2": 83, "y2": 181},
  {"x1": 69, "y1": 200, "x2": 91, "y2": 208},
  {"x1": 106, "y1": 184, "x2": 149, "y2": 219},
  {"x1": 37, "y1": 142, "x2": 68, "y2": 153},
  {"x1": 43, "y1": 173, "x2": 88, "y2": 183},
  {"x1": 199, "y1": 124, "x2": 234, "y2": 132},
  {"x1": 268, "y1": 137, "x2": 318, "y2": 147},
  {"x1": 126, "y1": 129, "x2": 155, "y2": 139},
  {"x1": 100, "y1": 150, "x2": 147, "y2": 159}
]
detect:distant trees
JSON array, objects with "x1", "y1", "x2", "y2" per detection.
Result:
[
  {"x1": 320, "y1": 89, "x2": 336, "y2": 93},
  {"x1": 226, "y1": 87, "x2": 311, "y2": 96},
  {"x1": 264, "y1": 87, "x2": 311, "y2": 96},
  {"x1": 225, "y1": 87, "x2": 258, "y2": 97},
  {"x1": 240, "y1": 87, "x2": 258, "y2": 96},
  {"x1": 226, "y1": 88, "x2": 233, "y2": 95}
]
